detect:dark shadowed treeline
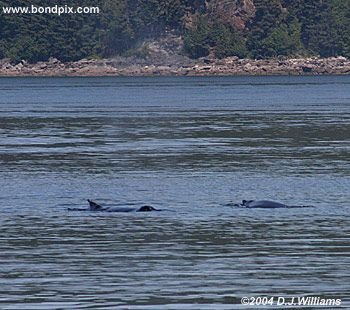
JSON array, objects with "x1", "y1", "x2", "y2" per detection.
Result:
[{"x1": 0, "y1": 0, "x2": 349, "y2": 63}]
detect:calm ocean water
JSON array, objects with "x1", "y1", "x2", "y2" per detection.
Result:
[{"x1": 0, "y1": 76, "x2": 349, "y2": 309}]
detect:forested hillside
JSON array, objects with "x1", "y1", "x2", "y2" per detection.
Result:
[{"x1": 0, "y1": 0, "x2": 349, "y2": 63}]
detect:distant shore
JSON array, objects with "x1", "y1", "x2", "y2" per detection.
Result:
[{"x1": 1, "y1": 56, "x2": 349, "y2": 77}]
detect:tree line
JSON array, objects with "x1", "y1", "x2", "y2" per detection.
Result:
[{"x1": 0, "y1": 0, "x2": 349, "y2": 63}]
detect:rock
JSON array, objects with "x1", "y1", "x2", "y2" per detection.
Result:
[
  {"x1": 302, "y1": 66, "x2": 313, "y2": 73},
  {"x1": 48, "y1": 57, "x2": 59, "y2": 64},
  {"x1": 15, "y1": 63, "x2": 23, "y2": 70},
  {"x1": 207, "y1": 0, "x2": 256, "y2": 30},
  {"x1": 0, "y1": 55, "x2": 349, "y2": 76}
]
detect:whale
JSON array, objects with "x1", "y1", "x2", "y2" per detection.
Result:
[
  {"x1": 231, "y1": 200, "x2": 312, "y2": 208},
  {"x1": 67, "y1": 199, "x2": 159, "y2": 212}
]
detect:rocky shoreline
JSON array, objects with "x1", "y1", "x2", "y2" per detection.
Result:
[{"x1": 1, "y1": 56, "x2": 350, "y2": 76}]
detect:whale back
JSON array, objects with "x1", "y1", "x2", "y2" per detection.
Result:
[
  {"x1": 137, "y1": 205, "x2": 156, "y2": 212},
  {"x1": 86, "y1": 200, "x2": 158, "y2": 212},
  {"x1": 243, "y1": 200, "x2": 288, "y2": 208}
]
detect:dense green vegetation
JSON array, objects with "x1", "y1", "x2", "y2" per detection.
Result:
[{"x1": 0, "y1": 0, "x2": 349, "y2": 62}]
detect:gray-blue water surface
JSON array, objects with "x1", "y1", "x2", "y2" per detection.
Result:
[{"x1": 0, "y1": 76, "x2": 349, "y2": 309}]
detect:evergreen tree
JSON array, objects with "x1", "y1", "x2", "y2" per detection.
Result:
[
  {"x1": 0, "y1": 0, "x2": 348, "y2": 62},
  {"x1": 210, "y1": 22, "x2": 247, "y2": 58},
  {"x1": 260, "y1": 19, "x2": 303, "y2": 57},
  {"x1": 300, "y1": 0, "x2": 345, "y2": 57},
  {"x1": 330, "y1": 0, "x2": 350, "y2": 57},
  {"x1": 247, "y1": 0, "x2": 286, "y2": 57},
  {"x1": 184, "y1": 15, "x2": 211, "y2": 58}
]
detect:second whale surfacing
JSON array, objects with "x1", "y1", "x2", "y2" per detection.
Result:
[
  {"x1": 67, "y1": 199, "x2": 159, "y2": 212},
  {"x1": 232, "y1": 200, "x2": 313, "y2": 209}
]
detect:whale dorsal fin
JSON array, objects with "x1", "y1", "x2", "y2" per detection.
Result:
[
  {"x1": 242, "y1": 200, "x2": 254, "y2": 205},
  {"x1": 87, "y1": 199, "x2": 103, "y2": 210}
]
